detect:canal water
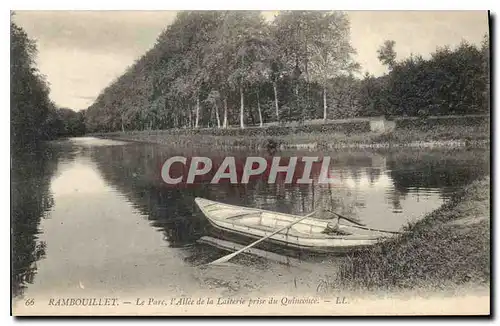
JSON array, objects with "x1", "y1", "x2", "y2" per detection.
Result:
[{"x1": 11, "y1": 137, "x2": 490, "y2": 300}]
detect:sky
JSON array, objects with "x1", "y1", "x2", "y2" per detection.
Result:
[{"x1": 13, "y1": 11, "x2": 489, "y2": 111}]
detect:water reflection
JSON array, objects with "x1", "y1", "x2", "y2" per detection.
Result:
[
  {"x1": 11, "y1": 138, "x2": 490, "y2": 298},
  {"x1": 11, "y1": 143, "x2": 72, "y2": 297},
  {"x1": 89, "y1": 142, "x2": 489, "y2": 237}
]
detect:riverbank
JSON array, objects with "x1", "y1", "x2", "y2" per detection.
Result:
[
  {"x1": 92, "y1": 120, "x2": 489, "y2": 150},
  {"x1": 336, "y1": 175, "x2": 490, "y2": 290}
]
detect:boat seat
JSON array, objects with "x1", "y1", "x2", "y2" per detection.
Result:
[
  {"x1": 233, "y1": 219, "x2": 329, "y2": 238},
  {"x1": 225, "y1": 211, "x2": 263, "y2": 220}
]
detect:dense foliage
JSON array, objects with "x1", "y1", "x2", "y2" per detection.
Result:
[
  {"x1": 12, "y1": 11, "x2": 490, "y2": 137},
  {"x1": 11, "y1": 17, "x2": 86, "y2": 148},
  {"x1": 44, "y1": 108, "x2": 86, "y2": 138},
  {"x1": 383, "y1": 37, "x2": 489, "y2": 117},
  {"x1": 84, "y1": 11, "x2": 489, "y2": 133},
  {"x1": 351, "y1": 35, "x2": 489, "y2": 118},
  {"x1": 11, "y1": 18, "x2": 53, "y2": 146},
  {"x1": 85, "y1": 11, "x2": 360, "y2": 132}
]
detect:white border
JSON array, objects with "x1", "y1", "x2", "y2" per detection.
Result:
[
  {"x1": 1, "y1": 1, "x2": 497, "y2": 325},
  {"x1": 3, "y1": 0, "x2": 500, "y2": 10}
]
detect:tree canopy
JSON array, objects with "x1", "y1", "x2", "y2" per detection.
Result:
[
  {"x1": 11, "y1": 18, "x2": 53, "y2": 147},
  {"x1": 11, "y1": 16, "x2": 86, "y2": 148},
  {"x1": 84, "y1": 12, "x2": 489, "y2": 133},
  {"x1": 85, "y1": 11, "x2": 365, "y2": 132},
  {"x1": 11, "y1": 11, "x2": 490, "y2": 139}
]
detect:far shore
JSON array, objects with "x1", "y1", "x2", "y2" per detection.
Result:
[{"x1": 91, "y1": 123, "x2": 490, "y2": 151}]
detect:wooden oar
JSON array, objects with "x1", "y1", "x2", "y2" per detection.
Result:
[
  {"x1": 327, "y1": 210, "x2": 366, "y2": 226},
  {"x1": 323, "y1": 183, "x2": 366, "y2": 227},
  {"x1": 347, "y1": 224, "x2": 403, "y2": 235},
  {"x1": 207, "y1": 210, "x2": 317, "y2": 266},
  {"x1": 328, "y1": 210, "x2": 401, "y2": 234}
]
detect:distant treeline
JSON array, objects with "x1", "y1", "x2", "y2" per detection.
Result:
[
  {"x1": 84, "y1": 11, "x2": 490, "y2": 133},
  {"x1": 11, "y1": 17, "x2": 85, "y2": 149},
  {"x1": 11, "y1": 11, "x2": 490, "y2": 143},
  {"x1": 361, "y1": 39, "x2": 490, "y2": 118},
  {"x1": 44, "y1": 108, "x2": 86, "y2": 138}
]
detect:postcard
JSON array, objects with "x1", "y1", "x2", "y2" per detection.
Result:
[{"x1": 11, "y1": 10, "x2": 490, "y2": 316}]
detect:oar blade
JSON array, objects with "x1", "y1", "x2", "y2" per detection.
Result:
[
  {"x1": 208, "y1": 254, "x2": 236, "y2": 265},
  {"x1": 206, "y1": 210, "x2": 317, "y2": 266}
]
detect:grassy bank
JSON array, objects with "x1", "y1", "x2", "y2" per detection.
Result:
[
  {"x1": 336, "y1": 176, "x2": 490, "y2": 290},
  {"x1": 93, "y1": 121, "x2": 490, "y2": 150}
]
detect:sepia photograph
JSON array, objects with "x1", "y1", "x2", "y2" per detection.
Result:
[{"x1": 10, "y1": 8, "x2": 491, "y2": 316}]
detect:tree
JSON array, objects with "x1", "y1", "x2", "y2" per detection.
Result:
[
  {"x1": 158, "y1": 11, "x2": 223, "y2": 129},
  {"x1": 480, "y1": 33, "x2": 490, "y2": 112},
  {"x1": 272, "y1": 11, "x2": 323, "y2": 118},
  {"x1": 204, "y1": 90, "x2": 222, "y2": 128},
  {"x1": 267, "y1": 38, "x2": 285, "y2": 121},
  {"x1": 327, "y1": 74, "x2": 361, "y2": 118},
  {"x1": 84, "y1": 11, "x2": 490, "y2": 132},
  {"x1": 309, "y1": 11, "x2": 359, "y2": 121},
  {"x1": 11, "y1": 17, "x2": 53, "y2": 147},
  {"x1": 221, "y1": 11, "x2": 271, "y2": 129},
  {"x1": 377, "y1": 40, "x2": 397, "y2": 71},
  {"x1": 245, "y1": 35, "x2": 273, "y2": 127},
  {"x1": 357, "y1": 73, "x2": 390, "y2": 117},
  {"x1": 378, "y1": 40, "x2": 488, "y2": 116},
  {"x1": 203, "y1": 11, "x2": 236, "y2": 129}
]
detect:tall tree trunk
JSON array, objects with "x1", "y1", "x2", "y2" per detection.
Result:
[
  {"x1": 121, "y1": 115, "x2": 125, "y2": 132},
  {"x1": 214, "y1": 103, "x2": 221, "y2": 128},
  {"x1": 294, "y1": 84, "x2": 299, "y2": 122},
  {"x1": 257, "y1": 88, "x2": 263, "y2": 127},
  {"x1": 304, "y1": 41, "x2": 311, "y2": 121},
  {"x1": 223, "y1": 97, "x2": 228, "y2": 128},
  {"x1": 239, "y1": 86, "x2": 245, "y2": 129},
  {"x1": 304, "y1": 33, "x2": 310, "y2": 84},
  {"x1": 323, "y1": 87, "x2": 327, "y2": 121},
  {"x1": 208, "y1": 104, "x2": 212, "y2": 128},
  {"x1": 273, "y1": 81, "x2": 279, "y2": 121},
  {"x1": 195, "y1": 96, "x2": 200, "y2": 128},
  {"x1": 188, "y1": 104, "x2": 192, "y2": 128}
]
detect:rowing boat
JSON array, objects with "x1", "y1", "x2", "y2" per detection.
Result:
[{"x1": 195, "y1": 197, "x2": 395, "y2": 253}]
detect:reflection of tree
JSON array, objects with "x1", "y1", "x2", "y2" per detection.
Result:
[
  {"x1": 387, "y1": 188, "x2": 403, "y2": 213},
  {"x1": 89, "y1": 145, "x2": 490, "y2": 252},
  {"x1": 89, "y1": 147, "x2": 393, "y2": 237},
  {"x1": 366, "y1": 167, "x2": 381, "y2": 185},
  {"x1": 11, "y1": 144, "x2": 61, "y2": 298},
  {"x1": 387, "y1": 150, "x2": 490, "y2": 197},
  {"x1": 89, "y1": 145, "x2": 326, "y2": 248},
  {"x1": 90, "y1": 145, "x2": 212, "y2": 247}
]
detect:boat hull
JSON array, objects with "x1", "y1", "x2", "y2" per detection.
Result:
[
  {"x1": 205, "y1": 218, "x2": 377, "y2": 254},
  {"x1": 195, "y1": 197, "x2": 386, "y2": 254}
]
